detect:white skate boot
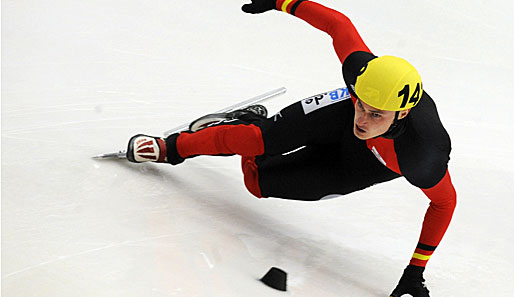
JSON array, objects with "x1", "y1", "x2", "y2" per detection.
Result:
[{"x1": 126, "y1": 134, "x2": 167, "y2": 163}]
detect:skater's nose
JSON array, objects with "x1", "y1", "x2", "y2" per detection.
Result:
[{"x1": 355, "y1": 112, "x2": 368, "y2": 127}]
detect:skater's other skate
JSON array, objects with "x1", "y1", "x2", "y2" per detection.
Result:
[
  {"x1": 228, "y1": 104, "x2": 268, "y2": 119},
  {"x1": 189, "y1": 104, "x2": 268, "y2": 132}
]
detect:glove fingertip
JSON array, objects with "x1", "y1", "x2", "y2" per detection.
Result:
[{"x1": 241, "y1": 4, "x2": 255, "y2": 13}]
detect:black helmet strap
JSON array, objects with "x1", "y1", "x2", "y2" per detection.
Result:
[{"x1": 380, "y1": 111, "x2": 407, "y2": 139}]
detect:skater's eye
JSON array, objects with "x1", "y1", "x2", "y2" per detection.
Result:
[{"x1": 371, "y1": 112, "x2": 381, "y2": 118}]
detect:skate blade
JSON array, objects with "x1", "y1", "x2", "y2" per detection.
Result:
[{"x1": 92, "y1": 150, "x2": 127, "y2": 159}]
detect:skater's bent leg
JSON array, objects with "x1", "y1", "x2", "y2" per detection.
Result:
[{"x1": 253, "y1": 144, "x2": 400, "y2": 201}]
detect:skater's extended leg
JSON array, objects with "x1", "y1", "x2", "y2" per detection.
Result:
[
  {"x1": 174, "y1": 105, "x2": 269, "y2": 160},
  {"x1": 126, "y1": 105, "x2": 267, "y2": 164},
  {"x1": 177, "y1": 123, "x2": 265, "y2": 157},
  {"x1": 128, "y1": 88, "x2": 354, "y2": 165}
]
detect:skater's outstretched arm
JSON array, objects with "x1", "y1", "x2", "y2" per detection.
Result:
[
  {"x1": 414, "y1": 170, "x2": 457, "y2": 266},
  {"x1": 389, "y1": 170, "x2": 456, "y2": 297},
  {"x1": 242, "y1": 0, "x2": 371, "y2": 62}
]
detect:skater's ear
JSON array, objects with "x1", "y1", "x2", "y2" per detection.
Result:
[{"x1": 398, "y1": 108, "x2": 411, "y2": 120}]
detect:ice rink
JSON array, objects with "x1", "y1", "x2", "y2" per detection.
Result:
[{"x1": 2, "y1": 0, "x2": 514, "y2": 296}]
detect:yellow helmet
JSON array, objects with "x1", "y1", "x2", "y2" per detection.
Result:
[{"x1": 355, "y1": 55, "x2": 423, "y2": 111}]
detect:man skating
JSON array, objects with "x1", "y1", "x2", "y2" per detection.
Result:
[{"x1": 127, "y1": 1, "x2": 457, "y2": 296}]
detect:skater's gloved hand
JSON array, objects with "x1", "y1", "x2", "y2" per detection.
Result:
[
  {"x1": 389, "y1": 265, "x2": 430, "y2": 297},
  {"x1": 242, "y1": 0, "x2": 276, "y2": 14}
]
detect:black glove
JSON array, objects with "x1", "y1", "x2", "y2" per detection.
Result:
[
  {"x1": 241, "y1": 0, "x2": 276, "y2": 14},
  {"x1": 390, "y1": 265, "x2": 430, "y2": 297}
]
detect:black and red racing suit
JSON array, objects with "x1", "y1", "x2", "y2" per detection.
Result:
[{"x1": 165, "y1": 0, "x2": 457, "y2": 268}]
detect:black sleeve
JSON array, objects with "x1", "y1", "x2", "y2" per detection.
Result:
[{"x1": 395, "y1": 92, "x2": 452, "y2": 189}]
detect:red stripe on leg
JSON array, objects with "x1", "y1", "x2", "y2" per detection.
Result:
[{"x1": 242, "y1": 156, "x2": 264, "y2": 198}]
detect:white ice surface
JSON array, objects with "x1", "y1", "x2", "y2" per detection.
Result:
[{"x1": 2, "y1": 0, "x2": 514, "y2": 296}]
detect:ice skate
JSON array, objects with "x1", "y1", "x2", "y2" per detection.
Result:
[
  {"x1": 189, "y1": 104, "x2": 268, "y2": 132},
  {"x1": 93, "y1": 88, "x2": 286, "y2": 160},
  {"x1": 126, "y1": 134, "x2": 167, "y2": 163}
]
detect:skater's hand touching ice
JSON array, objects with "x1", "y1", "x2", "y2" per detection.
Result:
[{"x1": 390, "y1": 265, "x2": 430, "y2": 297}]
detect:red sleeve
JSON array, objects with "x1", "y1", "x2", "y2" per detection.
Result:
[
  {"x1": 409, "y1": 170, "x2": 457, "y2": 267},
  {"x1": 276, "y1": 0, "x2": 371, "y2": 62}
]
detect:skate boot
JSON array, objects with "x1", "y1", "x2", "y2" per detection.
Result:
[
  {"x1": 189, "y1": 104, "x2": 268, "y2": 132},
  {"x1": 227, "y1": 104, "x2": 268, "y2": 119},
  {"x1": 126, "y1": 134, "x2": 167, "y2": 163}
]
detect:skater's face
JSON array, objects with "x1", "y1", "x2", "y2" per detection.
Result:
[{"x1": 353, "y1": 99, "x2": 409, "y2": 139}]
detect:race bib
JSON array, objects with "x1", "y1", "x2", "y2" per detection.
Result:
[{"x1": 301, "y1": 87, "x2": 351, "y2": 115}]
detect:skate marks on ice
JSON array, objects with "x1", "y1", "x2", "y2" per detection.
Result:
[{"x1": 100, "y1": 159, "x2": 402, "y2": 296}]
